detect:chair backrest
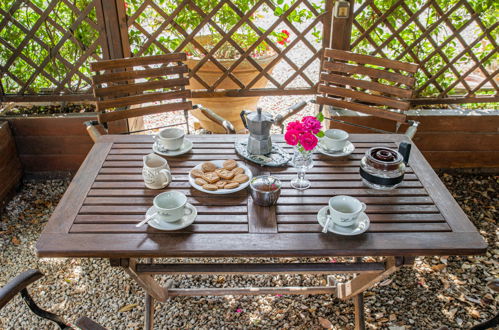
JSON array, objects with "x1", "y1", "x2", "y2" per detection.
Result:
[
  {"x1": 318, "y1": 49, "x2": 419, "y2": 123},
  {"x1": 90, "y1": 53, "x2": 192, "y2": 125}
]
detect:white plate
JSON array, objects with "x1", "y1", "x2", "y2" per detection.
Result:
[
  {"x1": 317, "y1": 140, "x2": 355, "y2": 157},
  {"x1": 188, "y1": 160, "x2": 253, "y2": 194},
  {"x1": 317, "y1": 206, "x2": 370, "y2": 236},
  {"x1": 146, "y1": 204, "x2": 197, "y2": 231},
  {"x1": 153, "y1": 139, "x2": 193, "y2": 157}
]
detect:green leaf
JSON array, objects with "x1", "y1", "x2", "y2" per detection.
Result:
[
  {"x1": 316, "y1": 112, "x2": 324, "y2": 122},
  {"x1": 317, "y1": 131, "x2": 325, "y2": 138}
]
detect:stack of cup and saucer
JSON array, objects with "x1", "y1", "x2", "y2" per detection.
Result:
[
  {"x1": 317, "y1": 129, "x2": 355, "y2": 157},
  {"x1": 317, "y1": 195, "x2": 370, "y2": 236},
  {"x1": 145, "y1": 191, "x2": 197, "y2": 231},
  {"x1": 153, "y1": 127, "x2": 193, "y2": 157}
]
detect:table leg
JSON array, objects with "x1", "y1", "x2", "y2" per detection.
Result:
[
  {"x1": 353, "y1": 292, "x2": 365, "y2": 330},
  {"x1": 145, "y1": 292, "x2": 154, "y2": 330}
]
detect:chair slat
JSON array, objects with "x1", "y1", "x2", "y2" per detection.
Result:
[
  {"x1": 90, "y1": 53, "x2": 187, "y2": 71},
  {"x1": 318, "y1": 84, "x2": 411, "y2": 110},
  {"x1": 94, "y1": 77, "x2": 189, "y2": 98},
  {"x1": 92, "y1": 65, "x2": 188, "y2": 85},
  {"x1": 316, "y1": 96, "x2": 407, "y2": 123},
  {"x1": 323, "y1": 61, "x2": 415, "y2": 87},
  {"x1": 98, "y1": 101, "x2": 193, "y2": 123},
  {"x1": 96, "y1": 90, "x2": 190, "y2": 111},
  {"x1": 324, "y1": 49, "x2": 419, "y2": 73},
  {"x1": 320, "y1": 73, "x2": 413, "y2": 99}
]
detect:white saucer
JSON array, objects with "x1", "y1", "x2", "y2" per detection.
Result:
[
  {"x1": 317, "y1": 141, "x2": 355, "y2": 157},
  {"x1": 153, "y1": 139, "x2": 193, "y2": 157},
  {"x1": 317, "y1": 206, "x2": 370, "y2": 236},
  {"x1": 145, "y1": 204, "x2": 197, "y2": 231}
]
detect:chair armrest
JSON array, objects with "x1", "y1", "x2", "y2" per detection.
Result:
[
  {"x1": 0, "y1": 269, "x2": 43, "y2": 310},
  {"x1": 84, "y1": 120, "x2": 105, "y2": 143},
  {"x1": 404, "y1": 120, "x2": 419, "y2": 139},
  {"x1": 274, "y1": 100, "x2": 312, "y2": 132},
  {"x1": 194, "y1": 105, "x2": 235, "y2": 134}
]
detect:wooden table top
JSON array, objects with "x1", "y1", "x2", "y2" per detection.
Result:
[{"x1": 36, "y1": 134, "x2": 486, "y2": 258}]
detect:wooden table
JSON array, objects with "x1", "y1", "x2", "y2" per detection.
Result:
[{"x1": 37, "y1": 134, "x2": 486, "y2": 329}]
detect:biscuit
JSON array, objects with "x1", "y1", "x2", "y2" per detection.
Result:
[
  {"x1": 202, "y1": 172, "x2": 220, "y2": 184},
  {"x1": 232, "y1": 167, "x2": 244, "y2": 175},
  {"x1": 195, "y1": 178, "x2": 208, "y2": 186},
  {"x1": 201, "y1": 162, "x2": 217, "y2": 172},
  {"x1": 217, "y1": 169, "x2": 234, "y2": 180},
  {"x1": 203, "y1": 184, "x2": 218, "y2": 191},
  {"x1": 216, "y1": 180, "x2": 228, "y2": 188},
  {"x1": 190, "y1": 169, "x2": 204, "y2": 178},
  {"x1": 225, "y1": 182, "x2": 239, "y2": 189},
  {"x1": 233, "y1": 173, "x2": 249, "y2": 183},
  {"x1": 223, "y1": 159, "x2": 237, "y2": 170}
]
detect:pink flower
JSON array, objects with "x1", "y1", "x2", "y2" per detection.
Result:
[
  {"x1": 299, "y1": 132, "x2": 318, "y2": 151},
  {"x1": 236, "y1": 308, "x2": 243, "y2": 313},
  {"x1": 302, "y1": 116, "x2": 322, "y2": 134},
  {"x1": 284, "y1": 129, "x2": 300, "y2": 146},
  {"x1": 286, "y1": 121, "x2": 304, "y2": 132}
]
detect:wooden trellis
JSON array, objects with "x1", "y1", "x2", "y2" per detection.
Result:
[
  {"x1": 351, "y1": 0, "x2": 498, "y2": 104},
  {"x1": 0, "y1": 0, "x2": 497, "y2": 104}
]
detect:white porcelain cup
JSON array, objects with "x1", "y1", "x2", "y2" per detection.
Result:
[
  {"x1": 154, "y1": 128, "x2": 185, "y2": 150},
  {"x1": 328, "y1": 195, "x2": 366, "y2": 227},
  {"x1": 322, "y1": 129, "x2": 349, "y2": 151},
  {"x1": 153, "y1": 191, "x2": 192, "y2": 223},
  {"x1": 142, "y1": 153, "x2": 172, "y2": 189}
]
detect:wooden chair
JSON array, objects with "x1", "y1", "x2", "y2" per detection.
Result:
[
  {"x1": 275, "y1": 49, "x2": 420, "y2": 138},
  {"x1": 0, "y1": 269, "x2": 106, "y2": 329},
  {"x1": 86, "y1": 53, "x2": 234, "y2": 142}
]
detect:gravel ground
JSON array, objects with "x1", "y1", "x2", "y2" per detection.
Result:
[{"x1": 0, "y1": 173, "x2": 497, "y2": 329}]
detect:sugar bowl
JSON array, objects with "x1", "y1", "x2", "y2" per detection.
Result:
[{"x1": 249, "y1": 175, "x2": 281, "y2": 206}]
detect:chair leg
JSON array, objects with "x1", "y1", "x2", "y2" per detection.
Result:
[{"x1": 353, "y1": 292, "x2": 365, "y2": 330}]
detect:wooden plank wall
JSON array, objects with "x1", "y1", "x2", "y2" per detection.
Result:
[
  {"x1": 0, "y1": 121, "x2": 23, "y2": 204},
  {"x1": 328, "y1": 113, "x2": 499, "y2": 168},
  {"x1": 6, "y1": 115, "x2": 96, "y2": 174}
]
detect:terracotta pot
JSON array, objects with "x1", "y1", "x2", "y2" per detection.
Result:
[{"x1": 187, "y1": 39, "x2": 277, "y2": 133}]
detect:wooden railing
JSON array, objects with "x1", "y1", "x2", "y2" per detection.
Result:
[{"x1": 0, "y1": 0, "x2": 497, "y2": 104}]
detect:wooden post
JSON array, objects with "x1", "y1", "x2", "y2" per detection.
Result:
[
  {"x1": 330, "y1": 0, "x2": 355, "y2": 51},
  {"x1": 93, "y1": 0, "x2": 133, "y2": 133}
]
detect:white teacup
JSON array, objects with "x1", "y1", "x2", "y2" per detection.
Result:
[
  {"x1": 328, "y1": 195, "x2": 366, "y2": 227},
  {"x1": 155, "y1": 128, "x2": 185, "y2": 151},
  {"x1": 322, "y1": 129, "x2": 349, "y2": 151},
  {"x1": 153, "y1": 191, "x2": 192, "y2": 223}
]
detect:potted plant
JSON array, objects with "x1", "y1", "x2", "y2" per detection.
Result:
[{"x1": 127, "y1": 0, "x2": 312, "y2": 132}]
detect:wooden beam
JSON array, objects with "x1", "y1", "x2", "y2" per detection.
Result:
[{"x1": 135, "y1": 262, "x2": 386, "y2": 275}]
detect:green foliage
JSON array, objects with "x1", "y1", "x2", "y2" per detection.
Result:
[
  {"x1": 126, "y1": 0, "x2": 313, "y2": 59},
  {"x1": 351, "y1": 0, "x2": 498, "y2": 98},
  {"x1": 0, "y1": 0, "x2": 101, "y2": 93}
]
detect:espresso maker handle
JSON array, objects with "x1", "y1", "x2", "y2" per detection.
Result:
[{"x1": 240, "y1": 110, "x2": 249, "y2": 130}]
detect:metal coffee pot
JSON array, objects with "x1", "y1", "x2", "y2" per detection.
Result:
[{"x1": 240, "y1": 108, "x2": 274, "y2": 155}]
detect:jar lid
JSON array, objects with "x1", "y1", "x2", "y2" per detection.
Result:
[{"x1": 365, "y1": 147, "x2": 404, "y2": 171}]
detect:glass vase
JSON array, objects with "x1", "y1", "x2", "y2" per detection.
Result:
[{"x1": 291, "y1": 146, "x2": 314, "y2": 190}]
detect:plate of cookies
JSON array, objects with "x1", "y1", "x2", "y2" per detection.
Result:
[{"x1": 189, "y1": 159, "x2": 252, "y2": 194}]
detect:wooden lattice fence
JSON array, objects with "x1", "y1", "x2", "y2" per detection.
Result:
[{"x1": 0, "y1": 0, "x2": 497, "y2": 104}]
